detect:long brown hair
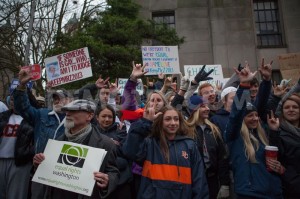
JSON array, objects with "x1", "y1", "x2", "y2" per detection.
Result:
[{"x1": 151, "y1": 105, "x2": 189, "y2": 162}]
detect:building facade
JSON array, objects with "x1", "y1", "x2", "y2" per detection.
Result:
[{"x1": 136, "y1": 0, "x2": 300, "y2": 81}]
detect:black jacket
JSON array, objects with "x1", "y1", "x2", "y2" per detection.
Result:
[
  {"x1": 97, "y1": 123, "x2": 132, "y2": 185},
  {"x1": 269, "y1": 122, "x2": 300, "y2": 198},
  {"x1": 194, "y1": 125, "x2": 230, "y2": 186},
  {"x1": 0, "y1": 110, "x2": 34, "y2": 166}
]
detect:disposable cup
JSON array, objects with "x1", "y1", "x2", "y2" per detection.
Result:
[{"x1": 265, "y1": 146, "x2": 278, "y2": 171}]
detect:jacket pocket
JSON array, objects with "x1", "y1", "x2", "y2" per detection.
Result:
[{"x1": 152, "y1": 181, "x2": 184, "y2": 198}]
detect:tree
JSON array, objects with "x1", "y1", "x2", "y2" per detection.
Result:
[
  {"x1": 0, "y1": 0, "x2": 103, "y2": 98},
  {"x1": 47, "y1": 0, "x2": 184, "y2": 89}
]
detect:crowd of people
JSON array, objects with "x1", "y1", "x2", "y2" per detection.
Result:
[{"x1": 0, "y1": 60, "x2": 299, "y2": 199}]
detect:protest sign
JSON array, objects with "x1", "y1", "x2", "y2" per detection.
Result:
[
  {"x1": 32, "y1": 139, "x2": 107, "y2": 196},
  {"x1": 278, "y1": 52, "x2": 300, "y2": 84},
  {"x1": 118, "y1": 78, "x2": 143, "y2": 95},
  {"x1": 23, "y1": 64, "x2": 41, "y2": 81},
  {"x1": 184, "y1": 65, "x2": 225, "y2": 87},
  {"x1": 45, "y1": 47, "x2": 93, "y2": 87},
  {"x1": 9, "y1": 78, "x2": 33, "y2": 94},
  {"x1": 142, "y1": 46, "x2": 180, "y2": 75}
]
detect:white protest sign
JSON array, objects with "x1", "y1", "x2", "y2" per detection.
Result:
[
  {"x1": 118, "y1": 78, "x2": 143, "y2": 95},
  {"x1": 184, "y1": 65, "x2": 225, "y2": 87},
  {"x1": 32, "y1": 139, "x2": 107, "y2": 196},
  {"x1": 142, "y1": 46, "x2": 180, "y2": 75},
  {"x1": 45, "y1": 47, "x2": 92, "y2": 87}
]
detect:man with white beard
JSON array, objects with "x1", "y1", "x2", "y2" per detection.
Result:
[
  {"x1": 13, "y1": 67, "x2": 72, "y2": 198},
  {"x1": 33, "y1": 99, "x2": 119, "y2": 198}
]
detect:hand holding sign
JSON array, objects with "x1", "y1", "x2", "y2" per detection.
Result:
[
  {"x1": 33, "y1": 153, "x2": 45, "y2": 168},
  {"x1": 94, "y1": 172, "x2": 109, "y2": 189}
]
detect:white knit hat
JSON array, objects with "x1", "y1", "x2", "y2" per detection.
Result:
[{"x1": 221, "y1": 86, "x2": 237, "y2": 100}]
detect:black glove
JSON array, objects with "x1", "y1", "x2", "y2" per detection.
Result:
[
  {"x1": 194, "y1": 65, "x2": 214, "y2": 83},
  {"x1": 237, "y1": 63, "x2": 244, "y2": 72}
]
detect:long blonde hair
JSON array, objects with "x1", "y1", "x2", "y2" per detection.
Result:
[
  {"x1": 186, "y1": 108, "x2": 222, "y2": 141},
  {"x1": 240, "y1": 121, "x2": 269, "y2": 163}
]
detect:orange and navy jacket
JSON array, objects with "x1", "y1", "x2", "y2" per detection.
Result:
[{"x1": 122, "y1": 118, "x2": 209, "y2": 199}]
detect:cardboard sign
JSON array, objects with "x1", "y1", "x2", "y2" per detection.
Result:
[
  {"x1": 22, "y1": 64, "x2": 41, "y2": 81},
  {"x1": 45, "y1": 47, "x2": 93, "y2": 87},
  {"x1": 9, "y1": 78, "x2": 33, "y2": 94},
  {"x1": 118, "y1": 78, "x2": 143, "y2": 95},
  {"x1": 184, "y1": 65, "x2": 225, "y2": 87},
  {"x1": 32, "y1": 139, "x2": 107, "y2": 196},
  {"x1": 278, "y1": 52, "x2": 300, "y2": 83},
  {"x1": 142, "y1": 46, "x2": 180, "y2": 75}
]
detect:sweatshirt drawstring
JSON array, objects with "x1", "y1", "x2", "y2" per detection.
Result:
[{"x1": 173, "y1": 141, "x2": 180, "y2": 178}]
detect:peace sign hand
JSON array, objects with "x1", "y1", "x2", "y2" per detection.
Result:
[{"x1": 267, "y1": 110, "x2": 280, "y2": 131}]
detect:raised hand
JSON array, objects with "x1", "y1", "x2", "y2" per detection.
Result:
[
  {"x1": 130, "y1": 61, "x2": 148, "y2": 81},
  {"x1": 273, "y1": 81, "x2": 288, "y2": 98},
  {"x1": 164, "y1": 76, "x2": 172, "y2": 88},
  {"x1": 215, "y1": 80, "x2": 223, "y2": 92},
  {"x1": 146, "y1": 77, "x2": 154, "y2": 89},
  {"x1": 95, "y1": 75, "x2": 110, "y2": 89},
  {"x1": 234, "y1": 61, "x2": 257, "y2": 83},
  {"x1": 109, "y1": 78, "x2": 118, "y2": 92},
  {"x1": 143, "y1": 106, "x2": 162, "y2": 121},
  {"x1": 194, "y1": 65, "x2": 214, "y2": 83},
  {"x1": 267, "y1": 110, "x2": 280, "y2": 131},
  {"x1": 158, "y1": 72, "x2": 165, "y2": 80},
  {"x1": 259, "y1": 58, "x2": 273, "y2": 81},
  {"x1": 18, "y1": 67, "x2": 32, "y2": 86},
  {"x1": 180, "y1": 72, "x2": 190, "y2": 91}
]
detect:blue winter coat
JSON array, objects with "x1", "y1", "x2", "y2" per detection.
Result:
[
  {"x1": 122, "y1": 118, "x2": 209, "y2": 199},
  {"x1": 224, "y1": 85, "x2": 282, "y2": 199},
  {"x1": 13, "y1": 89, "x2": 65, "y2": 153}
]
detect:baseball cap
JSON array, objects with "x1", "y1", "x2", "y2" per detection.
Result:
[
  {"x1": 61, "y1": 99, "x2": 96, "y2": 113},
  {"x1": 188, "y1": 95, "x2": 204, "y2": 113},
  {"x1": 52, "y1": 89, "x2": 69, "y2": 99}
]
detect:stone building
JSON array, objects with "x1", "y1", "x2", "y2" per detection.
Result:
[{"x1": 135, "y1": 0, "x2": 300, "y2": 82}]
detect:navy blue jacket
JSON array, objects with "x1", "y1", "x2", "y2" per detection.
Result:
[
  {"x1": 98, "y1": 123, "x2": 132, "y2": 185},
  {"x1": 210, "y1": 108, "x2": 229, "y2": 138},
  {"x1": 224, "y1": 85, "x2": 282, "y2": 198},
  {"x1": 122, "y1": 118, "x2": 209, "y2": 199}
]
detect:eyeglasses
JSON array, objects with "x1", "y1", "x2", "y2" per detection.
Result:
[{"x1": 202, "y1": 90, "x2": 215, "y2": 95}]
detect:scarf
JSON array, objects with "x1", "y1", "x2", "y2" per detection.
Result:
[
  {"x1": 65, "y1": 124, "x2": 92, "y2": 143},
  {"x1": 281, "y1": 120, "x2": 300, "y2": 138}
]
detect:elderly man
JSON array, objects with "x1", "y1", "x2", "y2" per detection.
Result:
[
  {"x1": 14, "y1": 87, "x2": 71, "y2": 153},
  {"x1": 13, "y1": 68, "x2": 72, "y2": 198},
  {"x1": 34, "y1": 99, "x2": 119, "y2": 198}
]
